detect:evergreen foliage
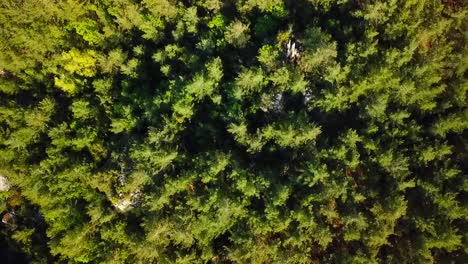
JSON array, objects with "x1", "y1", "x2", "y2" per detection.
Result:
[{"x1": 0, "y1": 0, "x2": 467, "y2": 263}]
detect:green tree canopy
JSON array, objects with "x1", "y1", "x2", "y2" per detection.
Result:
[{"x1": 0, "y1": 0, "x2": 467, "y2": 263}]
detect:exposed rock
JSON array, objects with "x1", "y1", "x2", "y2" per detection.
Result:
[
  {"x1": 304, "y1": 89, "x2": 313, "y2": 104},
  {"x1": 2, "y1": 212, "x2": 17, "y2": 230},
  {"x1": 113, "y1": 190, "x2": 143, "y2": 212},
  {"x1": 0, "y1": 175, "x2": 11, "y2": 192},
  {"x1": 286, "y1": 40, "x2": 300, "y2": 62},
  {"x1": 114, "y1": 198, "x2": 133, "y2": 212},
  {"x1": 271, "y1": 93, "x2": 284, "y2": 113},
  {"x1": 260, "y1": 93, "x2": 284, "y2": 113},
  {"x1": 2, "y1": 212, "x2": 14, "y2": 224},
  {"x1": 131, "y1": 190, "x2": 143, "y2": 208},
  {"x1": 118, "y1": 169, "x2": 127, "y2": 186}
]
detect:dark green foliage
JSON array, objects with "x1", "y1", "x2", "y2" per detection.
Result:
[{"x1": 0, "y1": 0, "x2": 467, "y2": 263}]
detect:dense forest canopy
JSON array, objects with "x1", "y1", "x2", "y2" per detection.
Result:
[{"x1": 0, "y1": 0, "x2": 467, "y2": 263}]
